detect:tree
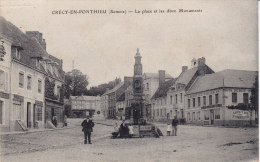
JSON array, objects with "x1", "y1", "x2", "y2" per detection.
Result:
[
  {"x1": 65, "y1": 69, "x2": 89, "y2": 98},
  {"x1": 250, "y1": 75, "x2": 258, "y2": 123}
]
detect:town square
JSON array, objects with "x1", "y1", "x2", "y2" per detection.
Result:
[{"x1": 0, "y1": 0, "x2": 259, "y2": 161}]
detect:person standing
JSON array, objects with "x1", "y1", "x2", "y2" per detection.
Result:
[
  {"x1": 119, "y1": 120, "x2": 129, "y2": 138},
  {"x1": 81, "y1": 116, "x2": 95, "y2": 144},
  {"x1": 63, "y1": 115, "x2": 67, "y2": 127},
  {"x1": 52, "y1": 114, "x2": 57, "y2": 127},
  {"x1": 172, "y1": 116, "x2": 178, "y2": 136},
  {"x1": 128, "y1": 124, "x2": 134, "y2": 138},
  {"x1": 166, "y1": 122, "x2": 172, "y2": 136}
]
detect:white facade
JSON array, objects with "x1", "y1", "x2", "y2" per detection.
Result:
[
  {"x1": 0, "y1": 36, "x2": 12, "y2": 131},
  {"x1": 10, "y1": 58, "x2": 45, "y2": 130}
]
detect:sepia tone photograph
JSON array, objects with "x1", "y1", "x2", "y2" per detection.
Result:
[{"x1": 0, "y1": 0, "x2": 258, "y2": 161}]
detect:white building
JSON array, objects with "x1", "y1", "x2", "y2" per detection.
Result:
[{"x1": 185, "y1": 69, "x2": 257, "y2": 126}]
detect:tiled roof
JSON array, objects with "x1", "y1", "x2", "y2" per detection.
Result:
[
  {"x1": 104, "y1": 82, "x2": 124, "y2": 95},
  {"x1": 117, "y1": 93, "x2": 125, "y2": 102},
  {"x1": 0, "y1": 17, "x2": 46, "y2": 71},
  {"x1": 175, "y1": 67, "x2": 198, "y2": 85},
  {"x1": 0, "y1": 16, "x2": 64, "y2": 81},
  {"x1": 143, "y1": 72, "x2": 173, "y2": 79},
  {"x1": 152, "y1": 78, "x2": 176, "y2": 99},
  {"x1": 186, "y1": 69, "x2": 258, "y2": 94}
]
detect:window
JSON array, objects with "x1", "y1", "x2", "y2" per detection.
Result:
[
  {"x1": 175, "y1": 94, "x2": 178, "y2": 104},
  {"x1": 19, "y1": 72, "x2": 24, "y2": 88},
  {"x1": 197, "y1": 111, "x2": 200, "y2": 120},
  {"x1": 164, "y1": 98, "x2": 166, "y2": 105},
  {"x1": 170, "y1": 95, "x2": 173, "y2": 104},
  {"x1": 192, "y1": 98, "x2": 195, "y2": 107},
  {"x1": 38, "y1": 80, "x2": 42, "y2": 93},
  {"x1": 198, "y1": 97, "x2": 201, "y2": 106},
  {"x1": 180, "y1": 93, "x2": 183, "y2": 103},
  {"x1": 188, "y1": 99, "x2": 190, "y2": 108},
  {"x1": 204, "y1": 110, "x2": 210, "y2": 120},
  {"x1": 203, "y1": 96, "x2": 206, "y2": 106},
  {"x1": 36, "y1": 105, "x2": 42, "y2": 121},
  {"x1": 156, "y1": 109, "x2": 159, "y2": 116},
  {"x1": 209, "y1": 95, "x2": 212, "y2": 105},
  {"x1": 232, "y1": 93, "x2": 237, "y2": 103},
  {"x1": 181, "y1": 109, "x2": 184, "y2": 118},
  {"x1": 215, "y1": 94, "x2": 219, "y2": 104},
  {"x1": 243, "y1": 93, "x2": 249, "y2": 104},
  {"x1": 187, "y1": 112, "x2": 190, "y2": 121},
  {"x1": 12, "y1": 47, "x2": 20, "y2": 60},
  {"x1": 0, "y1": 70, "x2": 5, "y2": 91},
  {"x1": 160, "y1": 109, "x2": 162, "y2": 116},
  {"x1": 215, "y1": 109, "x2": 220, "y2": 119},
  {"x1": 27, "y1": 75, "x2": 32, "y2": 90}
]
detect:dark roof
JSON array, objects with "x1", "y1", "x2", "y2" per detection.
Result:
[
  {"x1": 175, "y1": 67, "x2": 198, "y2": 85},
  {"x1": 0, "y1": 17, "x2": 46, "y2": 70},
  {"x1": 152, "y1": 78, "x2": 176, "y2": 99},
  {"x1": 117, "y1": 93, "x2": 125, "y2": 102},
  {"x1": 0, "y1": 16, "x2": 64, "y2": 81},
  {"x1": 187, "y1": 69, "x2": 258, "y2": 94}
]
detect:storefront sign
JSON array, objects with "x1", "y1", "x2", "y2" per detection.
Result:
[
  {"x1": 0, "y1": 92, "x2": 9, "y2": 99},
  {"x1": 13, "y1": 94, "x2": 24, "y2": 102},
  {"x1": 232, "y1": 110, "x2": 250, "y2": 120}
]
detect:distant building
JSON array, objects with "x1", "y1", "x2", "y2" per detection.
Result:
[
  {"x1": 143, "y1": 71, "x2": 173, "y2": 120},
  {"x1": 70, "y1": 95, "x2": 101, "y2": 118},
  {"x1": 185, "y1": 69, "x2": 257, "y2": 126},
  {"x1": 151, "y1": 57, "x2": 214, "y2": 122}
]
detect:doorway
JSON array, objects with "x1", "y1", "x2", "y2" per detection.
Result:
[
  {"x1": 27, "y1": 102, "x2": 31, "y2": 128},
  {"x1": 210, "y1": 110, "x2": 214, "y2": 125}
]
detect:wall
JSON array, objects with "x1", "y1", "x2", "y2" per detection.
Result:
[{"x1": 10, "y1": 61, "x2": 45, "y2": 130}]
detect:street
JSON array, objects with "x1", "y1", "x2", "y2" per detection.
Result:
[{"x1": 1, "y1": 119, "x2": 258, "y2": 162}]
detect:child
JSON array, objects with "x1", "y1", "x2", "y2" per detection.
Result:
[
  {"x1": 167, "y1": 123, "x2": 172, "y2": 136},
  {"x1": 128, "y1": 124, "x2": 134, "y2": 138}
]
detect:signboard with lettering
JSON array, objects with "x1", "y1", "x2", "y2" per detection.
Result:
[
  {"x1": 140, "y1": 125, "x2": 152, "y2": 131},
  {"x1": 231, "y1": 110, "x2": 250, "y2": 120}
]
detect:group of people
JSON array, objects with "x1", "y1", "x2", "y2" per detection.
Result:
[
  {"x1": 166, "y1": 116, "x2": 178, "y2": 136},
  {"x1": 112, "y1": 120, "x2": 134, "y2": 138}
]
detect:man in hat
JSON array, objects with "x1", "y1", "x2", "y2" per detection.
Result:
[{"x1": 81, "y1": 116, "x2": 95, "y2": 144}]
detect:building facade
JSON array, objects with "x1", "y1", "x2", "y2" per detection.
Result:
[
  {"x1": 185, "y1": 70, "x2": 257, "y2": 126},
  {"x1": 70, "y1": 95, "x2": 101, "y2": 118}
]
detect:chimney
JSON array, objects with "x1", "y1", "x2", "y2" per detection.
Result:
[
  {"x1": 182, "y1": 66, "x2": 188, "y2": 72},
  {"x1": 198, "y1": 57, "x2": 206, "y2": 66},
  {"x1": 159, "y1": 70, "x2": 165, "y2": 86},
  {"x1": 42, "y1": 39, "x2": 46, "y2": 50}
]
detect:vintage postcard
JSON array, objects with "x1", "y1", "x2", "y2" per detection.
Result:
[{"x1": 0, "y1": 0, "x2": 258, "y2": 161}]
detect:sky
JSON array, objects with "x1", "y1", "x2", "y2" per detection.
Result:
[{"x1": 1, "y1": 0, "x2": 258, "y2": 87}]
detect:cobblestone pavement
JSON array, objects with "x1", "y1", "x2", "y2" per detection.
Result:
[{"x1": 1, "y1": 119, "x2": 258, "y2": 162}]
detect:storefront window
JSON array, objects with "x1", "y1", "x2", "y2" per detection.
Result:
[
  {"x1": 215, "y1": 109, "x2": 220, "y2": 119},
  {"x1": 204, "y1": 110, "x2": 210, "y2": 120}
]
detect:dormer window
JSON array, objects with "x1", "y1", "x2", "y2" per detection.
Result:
[{"x1": 11, "y1": 47, "x2": 20, "y2": 60}]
